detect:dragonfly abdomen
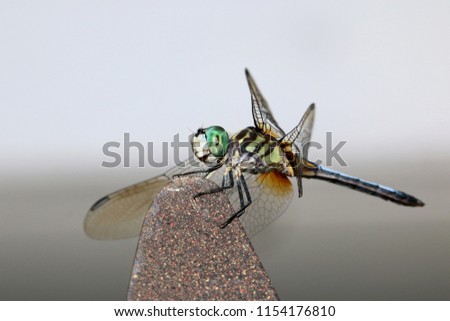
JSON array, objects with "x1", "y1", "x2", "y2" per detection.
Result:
[{"x1": 305, "y1": 163, "x2": 424, "y2": 207}]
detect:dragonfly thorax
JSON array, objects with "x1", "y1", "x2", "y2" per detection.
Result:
[{"x1": 228, "y1": 127, "x2": 296, "y2": 176}]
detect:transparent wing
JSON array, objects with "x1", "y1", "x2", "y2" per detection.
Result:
[
  {"x1": 238, "y1": 171, "x2": 294, "y2": 238},
  {"x1": 278, "y1": 103, "x2": 315, "y2": 197},
  {"x1": 246, "y1": 69, "x2": 285, "y2": 139},
  {"x1": 84, "y1": 157, "x2": 210, "y2": 240},
  {"x1": 85, "y1": 157, "x2": 294, "y2": 240},
  {"x1": 84, "y1": 175, "x2": 170, "y2": 240},
  {"x1": 294, "y1": 103, "x2": 315, "y2": 159},
  {"x1": 202, "y1": 168, "x2": 294, "y2": 238}
]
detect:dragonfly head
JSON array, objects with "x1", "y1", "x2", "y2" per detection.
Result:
[{"x1": 192, "y1": 126, "x2": 229, "y2": 163}]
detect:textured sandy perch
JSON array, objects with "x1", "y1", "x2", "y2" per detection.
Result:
[{"x1": 127, "y1": 175, "x2": 279, "y2": 300}]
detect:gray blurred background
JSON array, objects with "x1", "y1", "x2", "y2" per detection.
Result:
[{"x1": 1, "y1": 1, "x2": 449, "y2": 300}]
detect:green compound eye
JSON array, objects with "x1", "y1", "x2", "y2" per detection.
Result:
[{"x1": 204, "y1": 126, "x2": 229, "y2": 158}]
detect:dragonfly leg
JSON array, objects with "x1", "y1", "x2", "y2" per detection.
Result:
[
  {"x1": 193, "y1": 170, "x2": 234, "y2": 199},
  {"x1": 219, "y1": 175, "x2": 252, "y2": 228},
  {"x1": 237, "y1": 178, "x2": 245, "y2": 208},
  {"x1": 236, "y1": 175, "x2": 252, "y2": 218}
]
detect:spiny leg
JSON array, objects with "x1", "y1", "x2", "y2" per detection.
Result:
[
  {"x1": 219, "y1": 175, "x2": 252, "y2": 228},
  {"x1": 237, "y1": 174, "x2": 252, "y2": 218}
]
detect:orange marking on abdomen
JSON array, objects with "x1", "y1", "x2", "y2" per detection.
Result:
[{"x1": 257, "y1": 171, "x2": 292, "y2": 196}]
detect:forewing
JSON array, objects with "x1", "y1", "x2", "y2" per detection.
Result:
[
  {"x1": 84, "y1": 175, "x2": 171, "y2": 240},
  {"x1": 84, "y1": 157, "x2": 209, "y2": 240},
  {"x1": 246, "y1": 69, "x2": 285, "y2": 139}
]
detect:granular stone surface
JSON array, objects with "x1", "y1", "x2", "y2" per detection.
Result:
[{"x1": 127, "y1": 175, "x2": 279, "y2": 300}]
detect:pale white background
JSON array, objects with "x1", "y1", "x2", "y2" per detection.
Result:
[{"x1": 1, "y1": 0, "x2": 449, "y2": 300}]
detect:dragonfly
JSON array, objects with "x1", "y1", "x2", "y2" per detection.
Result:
[{"x1": 84, "y1": 70, "x2": 424, "y2": 240}]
